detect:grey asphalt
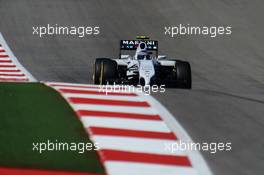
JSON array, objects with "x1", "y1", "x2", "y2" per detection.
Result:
[{"x1": 0, "y1": 0, "x2": 264, "y2": 174}]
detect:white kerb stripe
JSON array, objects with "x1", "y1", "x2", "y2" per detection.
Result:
[
  {"x1": 0, "y1": 63, "x2": 16, "y2": 66},
  {"x1": 0, "y1": 67, "x2": 19, "y2": 70},
  {"x1": 81, "y1": 117, "x2": 171, "y2": 133},
  {"x1": 0, "y1": 75, "x2": 27, "y2": 79},
  {"x1": 47, "y1": 82, "x2": 129, "y2": 89},
  {"x1": 72, "y1": 104, "x2": 156, "y2": 115},
  {"x1": 105, "y1": 161, "x2": 197, "y2": 175},
  {"x1": 0, "y1": 58, "x2": 10, "y2": 61},
  {"x1": 47, "y1": 82, "x2": 104, "y2": 87},
  {"x1": 53, "y1": 86, "x2": 104, "y2": 92},
  {"x1": 53, "y1": 86, "x2": 132, "y2": 94},
  {"x1": 0, "y1": 58, "x2": 12, "y2": 61},
  {"x1": 93, "y1": 135, "x2": 186, "y2": 156}
]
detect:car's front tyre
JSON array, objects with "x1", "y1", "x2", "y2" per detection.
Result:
[{"x1": 93, "y1": 58, "x2": 118, "y2": 85}]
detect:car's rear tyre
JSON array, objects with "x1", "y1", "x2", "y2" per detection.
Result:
[
  {"x1": 94, "y1": 58, "x2": 118, "y2": 85},
  {"x1": 175, "y1": 61, "x2": 192, "y2": 89}
]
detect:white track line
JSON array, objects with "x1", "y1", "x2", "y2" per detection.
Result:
[{"x1": 143, "y1": 94, "x2": 213, "y2": 175}]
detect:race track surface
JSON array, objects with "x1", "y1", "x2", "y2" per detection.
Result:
[{"x1": 0, "y1": 0, "x2": 264, "y2": 174}]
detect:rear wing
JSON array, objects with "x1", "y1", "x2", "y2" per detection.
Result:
[{"x1": 120, "y1": 40, "x2": 158, "y2": 51}]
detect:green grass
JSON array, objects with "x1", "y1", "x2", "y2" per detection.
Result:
[{"x1": 0, "y1": 83, "x2": 104, "y2": 174}]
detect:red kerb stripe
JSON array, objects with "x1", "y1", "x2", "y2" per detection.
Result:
[
  {"x1": 0, "y1": 60, "x2": 12, "y2": 63},
  {"x1": 88, "y1": 127, "x2": 177, "y2": 140},
  {"x1": 0, "y1": 167, "x2": 103, "y2": 175},
  {"x1": 0, "y1": 78, "x2": 28, "y2": 81},
  {"x1": 0, "y1": 55, "x2": 9, "y2": 58},
  {"x1": 100, "y1": 149, "x2": 192, "y2": 167},
  {"x1": 0, "y1": 69, "x2": 21, "y2": 72},
  {"x1": 77, "y1": 110, "x2": 160, "y2": 120},
  {"x1": 0, "y1": 65, "x2": 16, "y2": 67},
  {"x1": 0, "y1": 73, "x2": 25, "y2": 76}
]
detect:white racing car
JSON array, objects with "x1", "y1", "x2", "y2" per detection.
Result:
[{"x1": 93, "y1": 36, "x2": 192, "y2": 89}]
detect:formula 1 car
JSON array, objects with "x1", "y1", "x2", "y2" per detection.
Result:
[{"x1": 93, "y1": 36, "x2": 192, "y2": 88}]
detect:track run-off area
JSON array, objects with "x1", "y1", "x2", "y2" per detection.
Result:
[{"x1": 0, "y1": 32, "x2": 211, "y2": 175}]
